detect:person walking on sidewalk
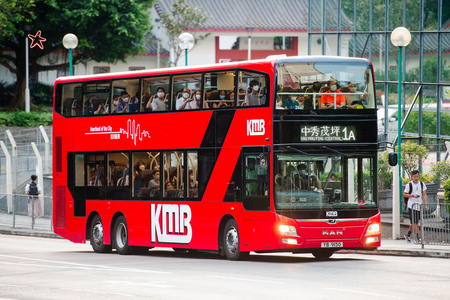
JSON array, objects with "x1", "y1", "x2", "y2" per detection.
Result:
[
  {"x1": 403, "y1": 170, "x2": 428, "y2": 242},
  {"x1": 25, "y1": 175, "x2": 43, "y2": 217}
]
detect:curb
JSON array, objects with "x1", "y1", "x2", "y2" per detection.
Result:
[
  {"x1": 0, "y1": 227, "x2": 61, "y2": 239},
  {"x1": 338, "y1": 248, "x2": 450, "y2": 259}
]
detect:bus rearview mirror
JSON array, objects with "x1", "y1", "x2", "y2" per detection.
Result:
[{"x1": 388, "y1": 152, "x2": 397, "y2": 166}]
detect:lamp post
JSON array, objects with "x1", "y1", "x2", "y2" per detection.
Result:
[
  {"x1": 62, "y1": 33, "x2": 78, "y2": 76},
  {"x1": 178, "y1": 32, "x2": 194, "y2": 66},
  {"x1": 391, "y1": 27, "x2": 411, "y2": 217}
]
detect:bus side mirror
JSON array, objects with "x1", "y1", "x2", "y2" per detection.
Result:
[{"x1": 388, "y1": 152, "x2": 398, "y2": 166}]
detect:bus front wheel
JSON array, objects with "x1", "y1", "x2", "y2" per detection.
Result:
[
  {"x1": 90, "y1": 215, "x2": 112, "y2": 253},
  {"x1": 113, "y1": 216, "x2": 131, "y2": 255},
  {"x1": 223, "y1": 219, "x2": 249, "y2": 261}
]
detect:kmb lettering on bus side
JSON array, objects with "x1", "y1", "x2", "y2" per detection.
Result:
[
  {"x1": 247, "y1": 119, "x2": 265, "y2": 136},
  {"x1": 151, "y1": 204, "x2": 192, "y2": 244}
]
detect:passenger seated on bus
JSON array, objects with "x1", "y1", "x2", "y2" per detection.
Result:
[
  {"x1": 133, "y1": 161, "x2": 146, "y2": 197},
  {"x1": 193, "y1": 90, "x2": 202, "y2": 109},
  {"x1": 176, "y1": 87, "x2": 197, "y2": 110},
  {"x1": 116, "y1": 91, "x2": 129, "y2": 113},
  {"x1": 283, "y1": 94, "x2": 301, "y2": 109},
  {"x1": 245, "y1": 80, "x2": 266, "y2": 106},
  {"x1": 216, "y1": 90, "x2": 229, "y2": 108},
  {"x1": 344, "y1": 82, "x2": 367, "y2": 109},
  {"x1": 127, "y1": 92, "x2": 139, "y2": 113},
  {"x1": 150, "y1": 87, "x2": 167, "y2": 111},
  {"x1": 148, "y1": 170, "x2": 161, "y2": 197},
  {"x1": 204, "y1": 90, "x2": 218, "y2": 108},
  {"x1": 84, "y1": 95, "x2": 103, "y2": 115},
  {"x1": 108, "y1": 160, "x2": 121, "y2": 186},
  {"x1": 320, "y1": 80, "x2": 345, "y2": 109}
]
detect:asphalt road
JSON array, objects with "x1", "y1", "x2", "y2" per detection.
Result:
[{"x1": 1, "y1": 234, "x2": 449, "y2": 300}]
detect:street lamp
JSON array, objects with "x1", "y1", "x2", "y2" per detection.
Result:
[
  {"x1": 178, "y1": 32, "x2": 194, "y2": 66},
  {"x1": 62, "y1": 33, "x2": 78, "y2": 76},
  {"x1": 391, "y1": 27, "x2": 411, "y2": 216}
]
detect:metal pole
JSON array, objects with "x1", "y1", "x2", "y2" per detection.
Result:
[
  {"x1": 248, "y1": 35, "x2": 251, "y2": 61},
  {"x1": 25, "y1": 38, "x2": 30, "y2": 113},
  {"x1": 39, "y1": 125, "x2": 50, "y2": 174},
  {"x1": 398, "y1": 46, "x2": 403, "y2": 216},
  {"x1": 185, "y1": 49, "x2": 188, "y2": 67},
  {"x1": 31, "y1": 142, "x2": 44, "y2": 218},
  {"x1": 0, "y1": 141, "x2": 12, "y2": 214},
  {"x1": 69, "y1": 49, "x2": 73, "y2": 76}
]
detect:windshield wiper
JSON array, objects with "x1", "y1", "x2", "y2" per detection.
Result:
[
  {"x1": 320, "y1": 146, "x2": 345, "y2": 156},
  {"x1": 286, "y1": 146, "x2": 311, "y2": 156}
]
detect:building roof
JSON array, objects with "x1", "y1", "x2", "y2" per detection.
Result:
[
  {"x1": 143, "y1": 34, "x2": 170, "y2": 56},
  {"x1": 154, "y1": 0, "x2": 352, "y2": 32}
]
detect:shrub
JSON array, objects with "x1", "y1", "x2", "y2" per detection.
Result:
[
  {"x1": 0, "y1": 111, "x2": 52, "y2": 127},
  {"x1": 444, "y1": 179, "x2": 450, "y2": 213},
  {"x1": 429, "y1": 161, "x2": 450, "y2": 186}
]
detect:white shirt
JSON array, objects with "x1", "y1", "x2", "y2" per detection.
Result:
[
  {"x1": 404, "y1": 181, "x2": 427, "y2": 210},
  {"x1": 25, "y1": 181, "x2": 42, "y2": 195},
  {"x1": 176, "y1": 97, "x2": 196, "y2": 110},
  {"x1": 151, "y1": 98, "x2": 166, "y2": 111}
]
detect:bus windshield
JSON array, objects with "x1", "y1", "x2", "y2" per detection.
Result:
[
  {"x1": 274, "y1": 153, "x2": 376, "y2": 211},
  {"x1": 275, "y1": 62, "x2": 375, "y2": 110}
]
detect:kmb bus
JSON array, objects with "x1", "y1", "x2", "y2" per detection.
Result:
[{"x1": 53, "y1": 56, "x2": 380, "y2": 260}]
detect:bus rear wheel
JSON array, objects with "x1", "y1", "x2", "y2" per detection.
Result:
[
  {"x1": 223, "y1": 219, "x2": 249, "y2": 261},
  {"x1": 312, "y1": 249, "x2": 334, "y2": 259},
  {"x1": 113, "y1": 216, "x2": 131, "y2": 255},
  {"x1": 90, "y1": 215, "x2": 112, "y2": 253}
]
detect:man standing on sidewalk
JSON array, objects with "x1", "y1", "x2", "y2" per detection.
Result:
[{"x1": 403, "y1": 170, "x2": 428, "y2": 242}]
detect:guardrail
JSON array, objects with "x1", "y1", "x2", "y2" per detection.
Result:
[
  {"x1": 0, "y1": 192, "x2": 52, "y2": 231},
  {"x1": 412, "y1": 203, "x2": 450, "y2": 248}
]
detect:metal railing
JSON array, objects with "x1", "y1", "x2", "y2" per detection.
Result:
[
  {"x1": 412, "y1": 203, "x2": 450, "y2": 248},
  {"x1": 0, "y1": 192, "x2": 52, "y2": 231}
]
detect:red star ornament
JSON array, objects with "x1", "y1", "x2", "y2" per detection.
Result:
[{"x1": 28, "y1": 30, "x2": 47, "y2": 50}]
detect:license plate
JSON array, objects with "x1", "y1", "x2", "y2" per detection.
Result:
[{"x1": 321, "y1": 241, "x2": 343, "y2": 248}]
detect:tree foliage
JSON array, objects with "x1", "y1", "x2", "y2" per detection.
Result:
[
  {"x1": 0, "y1": 0, "x2": 153, "y2": 110},
  {"x1": 395, "y1": 141, "x2": 429, "y2": 180},
  {"x1": 160, "y1": 0, "x2": 211, "y2": 66}
]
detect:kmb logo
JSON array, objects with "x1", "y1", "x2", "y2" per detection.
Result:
[
  {"x1": 151, "y1": 204, "x2": 192, "y2": 243},
  {"x1": 247, "y1": 119, "x2": 265, "y2": 136}
]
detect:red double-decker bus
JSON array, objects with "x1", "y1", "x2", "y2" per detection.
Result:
[{"x1": 53, "y1": 56, "x2": 380, "y2": 260}]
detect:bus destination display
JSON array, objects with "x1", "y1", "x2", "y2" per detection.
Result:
[{"x1": 300, "y1": 125, "x2": 356, "y2": 142}]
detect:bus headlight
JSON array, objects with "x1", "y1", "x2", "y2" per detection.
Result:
[
  {"x1": 366, "y1": 236, "x2": 379, "y2": 244},
  {"x1": 366, "y1": 223, "x2": 380, "y2": 235},
  {"x1": 279, "y1": 225, "x2": 297, "y2": 236}
]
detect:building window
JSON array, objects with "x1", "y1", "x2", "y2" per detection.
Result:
[
  {"x1": 274, "y1": 37, "x2": 294, "y2": 50},
  {"x1": 129, "y1": 66, "x2": 145, "y2": 71},
  {"x1": 93, "y1": 66, "x2": 110, "y2": 74}
]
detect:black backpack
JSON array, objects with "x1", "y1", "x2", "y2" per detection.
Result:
[
  {"x1": 403, "y1": 181, "x2": 424, "y2": 205},
  {"x1": 29, "y1": 181, "x2": 39, "y2": 196}
]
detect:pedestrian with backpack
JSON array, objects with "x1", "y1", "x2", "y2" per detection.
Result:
[
  {"x1": 25, "y1": 174, "x2": 43, "y2": 217},
  {"x1": 403, "y1": 170, "x2": 428, "y2": 242}
]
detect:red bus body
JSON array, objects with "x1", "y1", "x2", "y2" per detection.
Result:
[{"x1": 53, "y1": 56, "x2": 380, "y2": 259}]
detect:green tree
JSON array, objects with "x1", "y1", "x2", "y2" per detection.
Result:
[
  {"x1": 396, "y1": 141, "x2": 429, "y2": 180},
  {"x1": 160, "y1": 0, "x2": 211, "y2": 66},
  {"x1": 0, "y1": 0, "x2": 153, "y2": 110},
  {"x1": 405, "y1": 56, "x2": 450, "y2": 83}
]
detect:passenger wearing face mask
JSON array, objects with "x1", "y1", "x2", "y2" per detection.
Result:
[
  {"x1": 150, "y1": 87, "x2": 167, "y2": 111},
  {"x1": 176, "y1": 87, "x2": 196, "y2": 110},
  {"x1": 320, "y1": 80, "x2": 345, "y2": 109},
  {"x1": 245, "y1": 80, "x2": 266, "y2": 106},
  {"x1": 148, "y1": 171, "x2": 161, "y2": 197},
  {"x1": 344, "y1": 82, "x2": 367, "y2": 109},
  {"x1": 116, "y1": 91, "x2": 130, "y2": 113},
  {"x1": 283, "y1": 94, "x2": 301, "y2": 109},
  {"x1": 133, "y1": 161, "x2": 146, "y2": 197}
]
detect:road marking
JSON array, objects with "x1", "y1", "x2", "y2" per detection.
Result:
[
  {"x1": 62, "y1": 288, "x2": 134, "y2": 297},
  {"x1": 103, "y1": 280, "x2": 173, "y2": 288},
  {"x1": 0, "y1": 254, "x2": 169, "y2": 274},
  {"x1": 325, "y1": 288, "x2": 404, "y2": 299},
  {"x1": 209, "y1": 275, "x2": 286, "y2": 285}
]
